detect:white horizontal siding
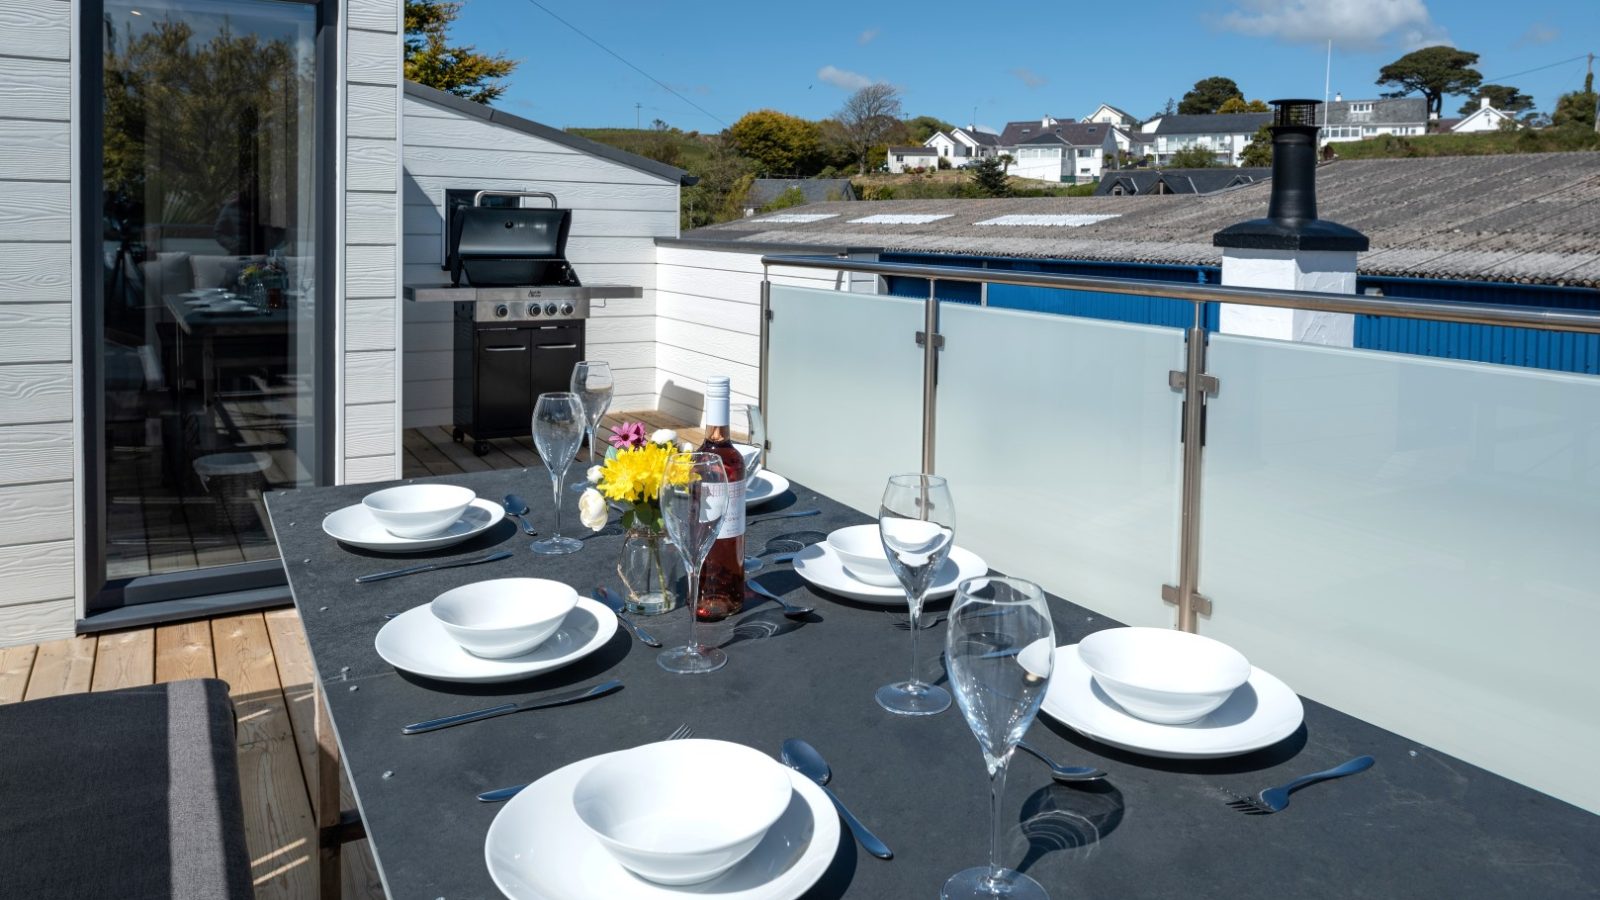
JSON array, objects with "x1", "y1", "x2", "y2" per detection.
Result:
[
  {"x1": 0, "y1": 119, "x2": 70, "y2": 180},
  {"x1": 0, "y1": 303, "x2": 71, "y2": 363},
  {"x1": 400, "y1": 90, "x2": 678, "y2": 426},
  {"x1": 0, "y1": 57, "x2": 71, "y2": 119},
  {"x1": 0, "y1": 422, "x2": 72, "y2": 485},
  {"x1": 347, "y1": 0, "x2": 399, "y2": 32},
  {"x1": 0, "y1": 181, "x2": 70, "y2": 242},
  {"x1": 0, "y1": 1, "x2": 70, "y2": 61},
  {"x1": 0, "y1": 362, "x2": 72, "y2": 423},
  {"x1": 0, "y1": 597, "x2": 75, "y2": 647},
  {"x1": 0, "y1": 481, "x2": 72, "y2": 546},
  {"x1": 0, "y1": 244, "x2": 70, "y2": 303}
]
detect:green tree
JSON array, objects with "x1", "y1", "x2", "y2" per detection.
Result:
[
  {"x1": 680, "y1": 138, "x2": 754, "y2": 229},
  {"x1": 1218, "y1": 96, "x2": 1271, "y2": 114},
  {"x1": 404, "y1": 1, "x2": 517, "y2": 103},
  {"x1": 904, "y1": 115, "x2": 955, "y2": 144},
  {"x1": 1168, "y1": 146, "x2": 1218, "y2": 168},
  {"x1": 1551, "y1": 71, "x2": 1596, "y2": 131},
  {"x1": 1178, "y1": 77, "x2": 1243, "y2": 115},
  {"x1": 968, "y1": 156, "x2": 1011, "y2": 197},
  {"x1": 727, "y1": 109, "x2": 821, "y2": 176},
  {"x1": 836, "y1": 83, "x2": 904, "y2": 174},
  {"x1": 1460, "y1": 84, "x2": 1534, "y2": 116},
  {"x1": 1240, "y1": 124, "x2": 1273, "y2": 167},
  {"x1": 1376, "y1": 46, "x2": 1481, "y2": 119},
  {"x1": 760, "y1": 187, "x2": 808, "y2": 213}
]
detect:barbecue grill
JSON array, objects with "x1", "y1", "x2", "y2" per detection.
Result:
[{"x1": 404, "y1": 190, "x2": 642, "y2": 456}]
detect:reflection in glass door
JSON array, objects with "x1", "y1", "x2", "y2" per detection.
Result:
[{"x1": 97, "y1": 0, "x2": 319, "y2": 581}]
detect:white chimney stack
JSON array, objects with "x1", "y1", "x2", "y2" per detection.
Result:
[
  {"x1": 1481, "y1": 96, "x2": 1491, "y2": 110},
  {"x1": 1334, "y1": 92, "x2": 1342, "y2": 102}
]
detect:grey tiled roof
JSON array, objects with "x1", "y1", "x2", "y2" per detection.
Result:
[
  {"x1": 1324, "y1": 98, "x2": 1427, "y2": 126},
  {"x1": 686, "y1": 153, "x2": 1600, "y2": 286},
  {"x1": 1095, "y1": 167, "x2": 1271, "y2": 195},
  {"x1": 744, "y1": 179, "x2": 856, "y2": 209},
  {"x1": 1013, "y1": 122, "x2": 1112, "y2": 147},
  {"x1": 1153, "y1": 113, "x2": 1273, "y2": 135},
  {"x1": 957, "y1": 129, "x2": 1003, "y2": 147}
]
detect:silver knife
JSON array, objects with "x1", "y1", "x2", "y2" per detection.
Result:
[
  {"x1": 355, "y1": 549, "x2": 513, "y2": 584},
  {"x1": 748, "y1": 508, "x2": 820, "y2": 525},
  {"x1": 593, "y1": 587, "x2": 662, "y2": 647},
  {"x1": 401, "y1": 679, "x2": 623, "y2": 734}
]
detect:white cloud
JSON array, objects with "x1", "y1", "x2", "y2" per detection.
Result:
[
  {"x1": 1012, "y1": 67, "x2": 1047, "y2": 89},
  {"x1": 1216, "y1": 0, "x2": 1446, "y2": 49},
  {"x1": 1517, "y1": 22, "x2": 1558, "y2": 46},
  {"x1": 817, "y1": 65, "x2": 874, "y2": 91},
  {"x1": 858, "y1": 28, "x2": 879, "y2": 45}
]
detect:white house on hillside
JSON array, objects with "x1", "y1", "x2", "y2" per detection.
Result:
[
  {"x1": 1001, "y1": 121, "x2": 1118, "y2": 183},
  {"x1": 1449, "y1": 97, "x2": 1519, "y2": 133},
  {"x1": 1084, "y1": 104, "x2": 1138, "y2": 128},
  {"x1": 1321, "y1": 96, "x2": 1428, "y2": 144},
  {"x1": 1149, "y1": 112, "x2": 1272, "y2": 166},
  {"x1": 887, "y1": 145, "x2": 941, "y2": 173},
  {"x1": 923, "y1": 127, "x2": 1001, "y2": 164}
]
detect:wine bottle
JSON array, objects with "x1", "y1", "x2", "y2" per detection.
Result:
[{"x1": 696, "y1": 376, "x2": 745, "y2": 620}]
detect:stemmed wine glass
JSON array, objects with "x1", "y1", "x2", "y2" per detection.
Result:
[
  {"x1": 658, "y1": 451, "x2": 730, "y2": 674},
  {"x1": 530, "y1": 392, "x2": 585, "y2": 555},
  {"x1": 569, "y1": 361, "x2": 614, "y2": 493},
  {"x1": 738, "y1": 404, "x2": 768, "y2": 572},
  {"x1": 877, "y1": 473, "x2": 956, "y2": 716},
  {"x1": 943, "y1": 576, "x2": 1056, "y2": 900}
]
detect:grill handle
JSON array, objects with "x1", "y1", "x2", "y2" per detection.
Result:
[
  {"x1": 473, "y1": 190, "x2": 557, "y2": 208},
  {"x1": 535, "y1": 343, "x2": 580, "y2": 350}
]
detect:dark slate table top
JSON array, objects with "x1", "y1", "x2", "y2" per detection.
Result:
[{"x1": 266, "y1": 468, "x2": 1600, "y2": 900}]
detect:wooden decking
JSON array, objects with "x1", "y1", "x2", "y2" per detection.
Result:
[
  {"x1": 402, "y1": 411, "x2": 707, "y2": 479},
  {"x1": 0, "y1": 612, "x2": 385, "y2": 900}
]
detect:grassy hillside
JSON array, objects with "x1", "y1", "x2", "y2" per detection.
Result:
[
  {"x1": 852, "y1": 171, "x2": 1098, "y2": 200},
  {"x1": 1332, "y1": 126, "x2": 1599, "y2": 159}
]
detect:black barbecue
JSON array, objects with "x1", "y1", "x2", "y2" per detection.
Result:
[{"x1": 405, "y1": 190, "x2": 642, "y2": 456}]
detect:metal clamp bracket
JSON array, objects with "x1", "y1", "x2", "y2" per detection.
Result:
[
  {"x1": 1162, "y1": 583, "x2": 1214, "y2": 618},
  {"x1": 915, "y1": 331, "x2": 945, "y2": 350},
  {"x1": 1168, "y1": 370, "x2": 1219, "y2": 396}
]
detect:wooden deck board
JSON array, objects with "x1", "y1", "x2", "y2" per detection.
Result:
[
  {"x1": 154, "y1": 620, "x2": 216, "y2": 683},
  {"x1": 90, "y1": 629, "x2": 155, "y2": 692},
  {"x1": 22, "y1": 636, "x2": 96, "y2": 700},
  {"x1": 0, "y1": 644, "x2": 36, "y2": 704}
]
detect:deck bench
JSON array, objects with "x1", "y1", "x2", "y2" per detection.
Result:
[{"x1": 0, "y1": 677, "x2": 254, "y2": 899}]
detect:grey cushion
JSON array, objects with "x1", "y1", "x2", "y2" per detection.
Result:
[{"x1": 0, "y1": 678, "x2": 254, "y2": 899}]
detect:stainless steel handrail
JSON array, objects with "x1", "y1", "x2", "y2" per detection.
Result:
[{"x1": 761, "y1": 254, "x2": 1600, "y2": 335}]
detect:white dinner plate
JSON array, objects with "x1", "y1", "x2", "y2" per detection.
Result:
[
  {"x1": 744, "y1": 471, "x2": 791, "y2": 509},
  {"x1": 485, "y1": 748, "x2": 839, "y2": 900},
  {"x1": 791, "y1": 541, "x2": 988, "y2": 606},
  {"x1": 322, "y1": 498, "x2": 503, "y2": 552},
  {"x1": 375, "y1": 598, "x2": 616, "y2": 683},
  {"x1": 1038, "y1": 644, "x2": 1304, "y2": 759}
]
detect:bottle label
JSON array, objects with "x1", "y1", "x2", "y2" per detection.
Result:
[{"x1": 711, "y1": 479, "x2": 746, "y2": 539}]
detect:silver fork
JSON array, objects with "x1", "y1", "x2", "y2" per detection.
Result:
[
  {"x1": 1225, "y1": 755, "x2": 1374, "y2": 814},
  {"x1": 476, "y1": 724, "x2": 695, "y2": 802}
]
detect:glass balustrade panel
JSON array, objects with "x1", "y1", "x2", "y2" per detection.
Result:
[
  {"x1": 1201, "y1": 334, "x2": 1600, "y2": 813},
  {"x1": 935, "y1": 303, "x2": 1186, "y2": 627},
  {"x1": 765, "y1": 285, "x2": 924, "y2": 514}
]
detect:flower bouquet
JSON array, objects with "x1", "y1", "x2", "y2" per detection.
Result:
[{"x1": 579, "y1": 422, "x2": 683, "y2": 614}]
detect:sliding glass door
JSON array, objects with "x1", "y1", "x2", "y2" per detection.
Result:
[{"x1": 90, "y1": 0, "x2": 324, "y2": 610}]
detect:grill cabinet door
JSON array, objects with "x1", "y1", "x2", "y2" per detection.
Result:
[{"x1": 475, "y1": 327, "x2": 533, "y2": 435}]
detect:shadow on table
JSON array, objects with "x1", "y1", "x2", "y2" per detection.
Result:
[
  {"x1": 1015, "y1": 780, "x2": 1125, "y2": 875},
  {"x1": 796, "y1": 822, "x2": 857, "y2": 900},
  {"x1": 1037, "y1": 716, "x2": 1310, "y2": 776},
  {"x1": 392, "y1": 626, "x2": 633, "y2": 698}
]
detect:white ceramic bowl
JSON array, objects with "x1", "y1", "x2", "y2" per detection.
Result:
[
  {"x1": 1077, "y1": 627, "x2": 1251, "y2": 725},
  {"x1": 572, "y1": 739, "x2": 793, "y2": 885},
  {"x1": 732, "y1": 442, "x2": 763, "y2": 479},
  {"x1": 429, "y1": 578, "x2": 578, "y2": 659},
  {"x1": 362, "y1": 484, "x2": 475, "y2": 538},
  {"x1": 826, "y1": 524, "x2": 899, "y2": 587}
]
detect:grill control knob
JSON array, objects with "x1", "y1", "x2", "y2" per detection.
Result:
[
  {"x1": 560, "y1": 302, "x2": 575, "y2": 316},
  {"x1": 526, "y1": 303, "x2": 541, "y2": 317},
  {"x1": 494, "y1": 304, "x2": 510, "y2": 318},
  {"x1": 544, "y1": 303, "x2": 559, "y2": 317}
]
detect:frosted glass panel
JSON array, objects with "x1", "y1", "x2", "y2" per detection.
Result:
[
  {"x1": 765, "y1": 285, "x2": 923, "y2": 514},
  {"x1": 1202, "y1": 335, "x2": 1600, "y2": 813},
  {"x1": 936, "y1": 304, "x2": 1185, "y2": 626}
]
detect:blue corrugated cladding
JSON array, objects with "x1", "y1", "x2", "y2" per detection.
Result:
[{"x1": 880, "y1": 252, "x2": 1600, "y2": 374}]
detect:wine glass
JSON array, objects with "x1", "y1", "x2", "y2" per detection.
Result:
[
  {"x1": 738, "y1": 404, "x2": 767, "y2": 572},
  {"x1": 569, "y1": 361, "x2": 614, "y2": 493},
  {"x1": 530, "y1": 392, "x2": 585, "y2": 555},
  {"x1": 943, "y1": 576, "x2": 1056, "y2": 900},
  {"x1": 658, "y1": 451, "x2": 730, "y2": 674},
  {"x1": 876, "y1": 473, "x2": 956, "y2": 716}
]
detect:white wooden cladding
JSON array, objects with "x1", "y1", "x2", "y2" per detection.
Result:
[
  {"x1": 399, "y1": 91, "x2": 680, "y2": 428},
  {"x1": 0, "y1": 2, "x2": 74, "y2": 645}
]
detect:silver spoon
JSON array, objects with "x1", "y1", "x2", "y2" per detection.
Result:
[
  {"x1": 746, "y1": 579, "x2": 814, "y2": 618},
  {"x1": 1016, "y1": 741, "x2": 1107, "y2": 782},
  {"x1": 780, "y1": 739, "x2": 892, "y2": 860},
  {"x1": 502, "y1": 494, "x2": 538, "y2": 536}
]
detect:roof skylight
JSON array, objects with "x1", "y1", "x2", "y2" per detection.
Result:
[
  {"x1": 848, "y1": 214, "x2": 954, "y2": 225},
  {"x1": 759, "y1": 213, "x2": 838, "y2": 223},
  {"x1": 975, "y1": 214, "x2": 1120, "y2": 227}
]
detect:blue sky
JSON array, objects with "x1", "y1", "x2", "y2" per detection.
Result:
[{"x1": 449, "y1": 0, "x2": 1595, "y2": 131}]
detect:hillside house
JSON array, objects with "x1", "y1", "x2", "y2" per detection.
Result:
[
  {"x1": 886, "y1": 145, "x2": 941, "y2": 173},
  {"x1": 1321, "y1": 96, "x2": 1428, "y2": 143},
  {"x1": 1450, "y1": 97, "x2": 1520, "y2": 133},
  {"x1": 1148, "y1": 112, "x2": 1272, "y2": 166},
  {"x1": 1084, "y1": 103, "x2": 1139, "y2": 128},
  {"x1": 998, "y1": 119, "x2": 1116, "y2": 182}
]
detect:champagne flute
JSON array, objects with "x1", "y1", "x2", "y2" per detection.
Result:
[
  {"x1": 658, "y1": 451, "x2": 730, "y2": 674},
  {"x1": 530, "y1": 392, "x2": 585, "y2": 555},
  {"x1": 738, "y1": 403, "x2": 767, "y2": 572},
  {"x1": 943, "y1": 577, "x2": 1056, "y2": 900},
  {"x1": 876, "y1": 473, "x2": 956, "y2": 716},
  {"x1": 569, "y1": 361, "x2": 614, "y2": 493}
]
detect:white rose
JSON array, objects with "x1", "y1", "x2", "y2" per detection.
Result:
[
  {"x1": 586, "y1": 465, "x2": 603, "y2": 485},
  {"x1": 577, "y1": 488, "x2": 609, "y2": 532},
  {"x1": 650, "y1": 428, "x2": 677, "y2": 445}
]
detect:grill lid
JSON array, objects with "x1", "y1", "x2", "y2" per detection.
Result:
[{"x1": 448, "y1": 191, "x2": 578, "y2": 287}]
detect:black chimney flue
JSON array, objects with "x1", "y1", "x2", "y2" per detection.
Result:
[{"x1": 1213, "y1": 99, "x2": 1367, "y2": 252}]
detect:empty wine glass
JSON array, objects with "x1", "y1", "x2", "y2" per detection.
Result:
[
  {"x1": 530, "y1": 392, "x2": 585, "y2": 555},
  {"x1": 569, "y1": 361, "x2": 614, "y2": 493},
  {"x1": 658, "y1": 451, "x2": 730, "y2": 674},
  {"x1": 877, "y1": 473, "x2": 956, "y2": 716},
  {"x1": 943, "y1": 576, "x2": 1056, "y2": 900},
  {"x1": 738, "y1": 404, "x2": 767, "y2": 572}
]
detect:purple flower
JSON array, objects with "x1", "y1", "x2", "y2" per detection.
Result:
[{"x1": 608, "y1": 421, "x2": 648, "y2": 449}]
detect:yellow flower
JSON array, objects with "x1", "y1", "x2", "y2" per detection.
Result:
[{"x1": 596, "y1": 443, "x2": 672, "y2": 505}]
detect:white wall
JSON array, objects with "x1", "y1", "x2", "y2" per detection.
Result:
[
  {"x1": 341, "y1": 0, "x2": 405, "y2": 484},
  {"x1": 400, "y1": 93, "x2": 680, "y2": 424},
  {"x1": 654, "y1": 244, "x2": 871, "y2": 426},
  {"x1": 0, "y1": 0, "x2": 77, "y2": 644}
]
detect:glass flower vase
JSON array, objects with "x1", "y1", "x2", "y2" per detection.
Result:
[{"x1": 617, "y1": 523, "x2": 680, "y2": 616}]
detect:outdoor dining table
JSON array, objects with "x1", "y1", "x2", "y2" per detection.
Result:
[{"x1": 266, "y1": 467, "x2": 1600, "y2": 900}]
